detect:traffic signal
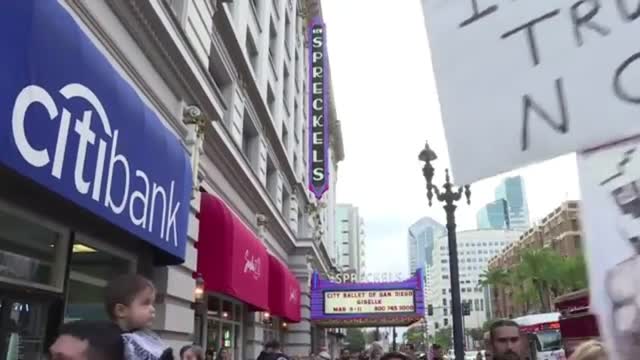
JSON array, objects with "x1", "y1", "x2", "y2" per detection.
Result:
[
  {"x1": 463, "y1": 301, "x2": 471, "y2": 316},
  {"x1": 427, "y1": 304, "x2": 434, "y2": 316}
]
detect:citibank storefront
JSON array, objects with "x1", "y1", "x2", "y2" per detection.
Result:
[{"x1": 0, "y1": 2, "x2": 192, "y2": 358}]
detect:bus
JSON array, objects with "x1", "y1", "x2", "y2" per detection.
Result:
[
  {"x1": 513, "y1": 313, "x2": 566, "y2": 360},
  {"x1": 554, "y1": 289, "x2": 600, "y2": 357}
]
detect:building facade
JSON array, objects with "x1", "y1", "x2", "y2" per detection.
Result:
[
  {"x1": 426, "y1": 230, "x2": 521, "y2": 335},
  {"x1": 0, "y1": 1, "x2": 344, "y2": 359},
  {"x1": 334, "y1": 204, "x2": 365, "y2": 275},
  {"x1": 488, "y1": 201, "x2": 582, "y2": 319},
  {"x1": 476, "y1": 199, "x2": 510, "y2": 230},
  {"x1": 407, "y1": 217, "x2": 445, "y2": 275},
  {"x1": 495, "y1": 176, "x2": 530, "y2": 231}
]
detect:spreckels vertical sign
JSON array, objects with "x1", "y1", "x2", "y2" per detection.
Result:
[{"x1": 308, "y1": 17, "x2": 329, "y2": 200}]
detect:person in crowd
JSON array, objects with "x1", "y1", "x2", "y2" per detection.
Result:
[
  {"x1": 105, "y1": 274, "x2": 174, "y2": 360},
  {"x1": 380, "y1": 352, "x2": 410, "y2": 360},
  {"x1": 483, "y1": 331, "x2": 492, "y2": 360},
  {"x1": 205, "y1": 348, "x2": 215, "y2": 360},
  {"x1": 49, "y1": 320, "x2": 124, "y2": 360},
  {"x1": 180, "y1": 345, "x2": 205, "y2": 360},
  {"x1": 266, "y1": 341, "x2": 291, "y2": 360},
  {"x1": 568, "y1": 340, "x2": 608, "y2": 360},
  {"x1": 368, "y1": 342, "x2": 383, "y2": 360},
  {"x1": 217, "y1": 347, "x2": 231, "y2": 360},
  {"x1": 404, "y1": 344, "x2": 416, "y2": 360},
  {"x1": 489, "y1": 319, "x2": 522, "y2": 360},
  {"x1": 339, "y1": 348, "x2": 350, "y2": 360},
  {"x1": 428, "y1": 344, "x2": 443, "y2": 360},
  {"x1": 258, "y1": 341, "x2": 275, "y2": 360}
]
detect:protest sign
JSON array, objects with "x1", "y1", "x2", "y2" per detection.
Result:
[
  {"x1": 578, "y1": 136, "x2": 640, "y2": 360},
  {"x1": 422, "y1": 0, "x2": 640, "y2": 184}
]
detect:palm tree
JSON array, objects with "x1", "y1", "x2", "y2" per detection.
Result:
[
  {"x1": 557, "y1": 254, "x2": 588, "y2": 292},
  {"x1": 508, "y1": 265, "x2": 535, "y2": 314},
  {"x1": 518, "y1": 248, "x2": 557, "y2": 312},
  {"x1": 479, "y1": 267, "x2": 510, "y2": 317}
]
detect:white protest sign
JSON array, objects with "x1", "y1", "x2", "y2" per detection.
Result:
[
  {"x1": 422, "y1": 0, "x2": 640, "y2": 184},
  {"x1": 578, "y1": 137, "x2": 640, "y2": 360}
]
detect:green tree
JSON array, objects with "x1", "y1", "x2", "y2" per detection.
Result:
[
  {"x1": 405, "y1": 327, "x2": 426, "y2": 347},
  {"x1": 558, "y1": 254, "x2": 588, "y2": 292},
  {"x1": 345, "y1": 329, "x2": 366, "y2": 353},
  {"x1": 519, "y1": 248, "x2": 560, "y2": 312},
  {"x1": 467, "y1": 328, "x2": 485, "y2": 342},
  {"x1": 433, "y1": 328, "x2": 452, "y2": 349},
  {"x1": 479, "y1": 268, "x2": 509, "y2": 288}
]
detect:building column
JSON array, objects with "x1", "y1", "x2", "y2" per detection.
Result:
[
  {"x1": 285, "y1": 255, "x2": 313, "y2": 357},
  {"x1": 245, "y1": 312, "x2": 266, "y2": 360}
]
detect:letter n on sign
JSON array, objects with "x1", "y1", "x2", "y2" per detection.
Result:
[{"x1": 308, "y1": 17, "x2": 329, "y2": 199}]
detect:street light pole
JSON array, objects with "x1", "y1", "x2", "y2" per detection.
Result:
[{"x1": 419, "y1": 141, "x2": 471, "y2": 360}]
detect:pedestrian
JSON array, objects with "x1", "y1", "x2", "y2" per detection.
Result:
[
  {"x1": 258, "y1": 341, "x2": 276, "y2": 360},
  {"x1": 205, "y1": 349, "x2": 215, "y2": 360},
  {"x1": 339, "y1": 348, "x2": 351, "y2": 360},
  {"x1": 488, "y1": 319, "x2": 522, "y2": 360},
  {"x1": 368, "y1": 343, "x2": 383, "y2": 360},
  {"x1": 568, "y1": 340, "x2": 608, "y2": 360},
  {"x1": 105, "y1": 274, "x2": 174, "y2": 360},
  {"x1": 180, "y1": 345, "x2": 205, "y2": 360},
  {"x1": 49, "y1": 320, "x2": 124, "y2": 360},
  {"x1": 267, "y1": 340, "x2": 291, "y2": 360},
  {"x1": 428, "y1": 344, "x2": 443, "y2": 360},
  {"x1": 217, "y1": 347, "x2": 232, "y2": 360}
]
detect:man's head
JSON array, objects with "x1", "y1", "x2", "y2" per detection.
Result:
[
  {"x1": 105, "y1": 274, "x2": 156, "y2": 331},
  {"x1": 266, "y1": 340, "x2": 282, "y2": 352},
  {"x1": 489, "y1": 319, "x2": 522, "y2": 360},
  {"x1": 340, "y1": 348, "x2": 351, "y2": 359},
  {"x1": 49, "y1": 320, "x2": 124, "y2": 360}
]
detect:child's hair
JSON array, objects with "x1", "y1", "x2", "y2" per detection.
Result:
[
  {"x1": 104, "y1": 274, "x2": 155, "y2": 319},
  {"x1": 569, "y1": 340, "x2": 607, "y2": 360}
]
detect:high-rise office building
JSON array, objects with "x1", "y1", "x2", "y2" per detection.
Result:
[
  {"x1": 495, "y1": 176, "x2": 530, "y2": 231},
  {"x1": 476, "y1": 199, "x2": 510, "y2": 230},
  {"x1": 335, "y1": 204, "x2": 365, "y2": 274},
  {"x1": 426, "y1": 229, "x2": 521, "y2": 335},
  {"x1": 407, "y1": 217, "x2": 445, "y2": 275}
]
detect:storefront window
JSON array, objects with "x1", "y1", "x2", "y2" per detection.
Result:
[
  {"x1": 64, "y1": 236, "x2": 135, "y2": 322},
  {"x1": 206, "y1": 296, "x2": 243, "y2": 360},
  {"x1": 0, "y1": 206, "x2": 69, "y2": 292}
]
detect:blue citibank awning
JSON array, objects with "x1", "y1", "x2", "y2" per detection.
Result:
[{"x1": 0, "y1": 1, "x2": 192, "y2": 264}]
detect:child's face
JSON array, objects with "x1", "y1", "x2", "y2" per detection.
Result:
[{"x1": 122, "y1": 287, "x2": 156, "y2": 330}]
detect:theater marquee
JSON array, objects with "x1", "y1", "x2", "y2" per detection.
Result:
[
  {"x1": 310, "y1": 270, "x2": 425, "y2": 328},
  {"x1": 324, "y1": 290, "x2": 416, "y2": 315},
  {"x1": 308, "y1": 16, "x2": 329, "y2": 200}
]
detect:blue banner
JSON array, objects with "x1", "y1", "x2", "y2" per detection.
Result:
[{"x1": 0, "y1": 1, "x2": 192, "y2": 263}]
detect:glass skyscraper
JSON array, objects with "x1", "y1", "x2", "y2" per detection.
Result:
[
  {"x1": 407, "y1": 217, "x2": 445, "y2": 275},
  {"x1": 495, "y1": 176, "x2": 530, "y2": 231},
  {"x1": 476, "y1": 199, "x2": 509, "y2": 229}
]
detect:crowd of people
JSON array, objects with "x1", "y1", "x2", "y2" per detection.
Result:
[{"x1": 46, "y1": 279, "x2": 608, "y2": 360}]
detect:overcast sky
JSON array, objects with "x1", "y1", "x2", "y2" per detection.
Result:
[{"x1": 321, "y1": 0, "x2": 581, "y2": 276}]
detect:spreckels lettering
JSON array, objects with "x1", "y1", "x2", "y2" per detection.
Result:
[{"x1": 11, "y1": 84, "x2": 181, "y2": 246}]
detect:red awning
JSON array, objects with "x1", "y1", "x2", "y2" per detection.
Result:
[
  {"x1": 197, "y1": 193, "x2": 269, "y2": 311},
  {"x1": 268, "y1": 254, "x2": 301, "y2": 323}
]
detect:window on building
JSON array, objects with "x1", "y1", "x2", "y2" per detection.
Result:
[
  {"x1": 265, "y1": 157, "x2": 278, "y2": 199},
  {"x1": 442, "y1": 275, "x2": 449, "y2": 280},
  {"x1": 443, "y1": 308, "x2": 448, "y2": 316},
  {"x1": 267, "y1": 85, "x2": 276, "y2": 118},
  {"x1": 207, "y1": 297, "x2": 244, "y2": 360},
  {"x1": 442, "y1": 289, "x2": 446, "y2": 295},
  {"x1": 444, "y1": 318, "x2": 449, "y2": 326},
  {"x1": 241, "y1": 111, "x2": 259, "y2": 169},
  {"x1": 268, "y1": 19, "x2": 278, "y2": 63},
  {"x1": 480, "y1": 299, "x2": 484, "y2": 311},
  {"x1": 442, "y1": 299, "x2": 447, "y2": 306},
  {"x1": 474, "y1": 299, "x2": 480, "y2": 311},
  {"x1": 281, "y1": 121, "x2": 289, "y2": 151},
  {"x1": 245, "y1": 30, "x2": 259, "y2": 75},
  {"x1": 435, "y1": 322, "x2": 439, "y2": 330}
]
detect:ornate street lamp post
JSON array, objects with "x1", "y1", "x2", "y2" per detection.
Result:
[{"x1": 419, "y1": 141, "x2": 471, "y2": 360}]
